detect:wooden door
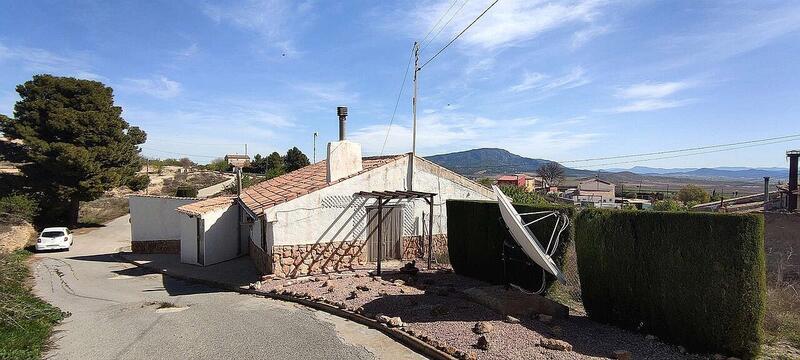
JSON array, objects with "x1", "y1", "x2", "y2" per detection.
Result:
[{"x1": 366, "y1": 206, "x2": 402, "y2": 261}]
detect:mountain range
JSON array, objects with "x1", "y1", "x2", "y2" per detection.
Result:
[{"x1": 426, "y1": 148, "x2": 789, "y2": 181}]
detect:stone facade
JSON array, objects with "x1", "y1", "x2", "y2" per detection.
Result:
[
  {"x1": 249, "y1": 240, "x2": 272, "y2": 275},
  {"x1": 131, "y1": 240, "x2": 180, "y2": 254},
  {"x1": 401, "y1": 234, "x2": 448, "y2": 261},
  {"x1": 270, "y1": 240, "x2": 368, "y2": 278}
]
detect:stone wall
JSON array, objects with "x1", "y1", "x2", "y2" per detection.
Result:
[
  {"x1": 401, "y1": 234, "x2": 448, "y2": 261},
  {"x1": 131, "y1": 240, "x2": 180, "y2": 254},
  {"x1": 249, "y1": 240, "x2": 272, "y2": 275},
  {"x1": 271, "y1": 240, "x2": 367, "y2": 278}
]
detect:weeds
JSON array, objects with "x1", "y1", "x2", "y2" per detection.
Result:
[{"x1": 0, "y1": 250, "x2": 65, "y2": 359}]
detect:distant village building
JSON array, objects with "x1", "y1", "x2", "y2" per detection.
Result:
[
  {"x1": 573, "y1": 177, "x2": 616, "y2": 204},
  {"x1": 224, "y1": 154, "x2": 251, "y2": 168},
  {"x1": 496, "y1": 174, "x2": 527, "y2": 188}
]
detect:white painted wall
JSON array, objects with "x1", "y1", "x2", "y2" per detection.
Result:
[
  {"x1": 179, "y1": 203, "x2": 242, "y2": 266},
  {"x1": 327, "y1": 140, "x2": 363, "y2": 182},
  {"x1": 129, "y1": 195, "x2": 198, "y2": 242},
  {"x1": 200, "y1": 204, "x2": 240, "y2": 265},
  {"x1": 263, "y1": 155, "x2": 492, "y2": 247},
  {"x1": 180, "y1": 215, "x2": 199, "y2": 265}
]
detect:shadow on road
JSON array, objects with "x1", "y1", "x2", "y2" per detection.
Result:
[{"x1": 68, "y1": 253, "x2": 230, "y2": 296}]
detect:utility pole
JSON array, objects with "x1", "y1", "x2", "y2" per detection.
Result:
[
  {"x1": 410, "y1": 42, "x2": 420, "y2": 191},
  {"x1": 313, "y1": 132, "x2": 318, "y2": 163}
]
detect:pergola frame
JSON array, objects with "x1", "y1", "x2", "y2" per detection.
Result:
[{"x1": 355, "y1": 190, "x2": 437, "y2": 275}]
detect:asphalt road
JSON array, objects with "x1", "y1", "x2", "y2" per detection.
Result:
[{"x1": 33, "y1": 215, "x2": 423, "y2": 360}]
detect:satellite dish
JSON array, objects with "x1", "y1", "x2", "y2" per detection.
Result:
[{"x1": 493, "y1": 185, "x2": 567, "y2": 285}]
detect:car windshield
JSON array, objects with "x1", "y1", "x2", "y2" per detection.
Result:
[{"x1": 41, "y1": 231, "x2": 65, "y2": 238}]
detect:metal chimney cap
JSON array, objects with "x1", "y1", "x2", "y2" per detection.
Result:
[
  {"x1": 337, "y1": 106, "x2": 348, "y2": 116},
  {"x1": 787, "y1": 150, "x2": 800, "y2": 156}
]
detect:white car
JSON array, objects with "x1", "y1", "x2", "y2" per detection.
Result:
[{"x1": 36, "y1": 227, "x2": 73, "y2": 251}]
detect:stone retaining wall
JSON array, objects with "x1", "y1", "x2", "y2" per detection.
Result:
[
  {"x1": 131, "y1": 240, "x2": 180, "y2": 254},
  {"x1": 401, "y1": 234, "x2": 448, "y2": 261},
  {"x1": 271, "y1": 240, "x2": 368, "y2": 278}
]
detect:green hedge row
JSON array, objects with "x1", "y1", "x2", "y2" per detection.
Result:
[
  {"x1": 575, "y1": 209, "x2": 765, "y2": 358},
  {"x1": 446, "y1": 200, "x2": 574, "y2": 293}
]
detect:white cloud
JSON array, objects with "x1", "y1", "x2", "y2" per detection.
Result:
[
  {"x1": 120, "y1": 76, "x2": 182, "y2": 99},
  {"x1": 656, "y1": 3, "x2": 800, "y2": 68},
  {"x1": 349, "y1": 111, "x2": 595, "y2": 158},
  {"x1": 571, "y1": 25, "x2": 610, "y2": 49},
  {"x1": 509, "y1": 67, "x2": 589, "y2": 93},
  {"x1": 610, "y1": 81, "x2": 697, "y2": 113},
  {"x1": 293, "y1": 82, "x2": 360, "y2": 104},
  {"x1": 616, "y1": 81, "x2": 693, "y2": 99},
  {"x1": 0, "y1": 42, "x2": 100, "y2": 79},
  {"x1": 203, "y1": 0, "x2": 313, "y2": 57},
  {"x1": 611, "y1": 98, "x2": 695, "y2": 113},
  {"x1": 410, "y1": 0, "x2": 611, "y2": 50}
]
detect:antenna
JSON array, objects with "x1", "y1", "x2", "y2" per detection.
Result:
[
  {"x1": 410, "y1": 42, "x2": 420, "y2": 191},
  {"x1": 313, "y1": 132, "x2": 318, "y2": 163}
]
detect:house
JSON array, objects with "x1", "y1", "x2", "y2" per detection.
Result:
[
  {"x1": 524, "y1": 175, "x2": 548, "y2": 192},
  {"x1": 155, "y1": 108, "x2": 493, "y2": 277},
  {"x1": 224, "y1": 154, "x2": 250, "y2": 168},
  {"x1": 573, "y1": 177, "x2": 616, "y2": 204},
  {"x1": 496, "y1": 174, "x2": 526, "y2": 188}
]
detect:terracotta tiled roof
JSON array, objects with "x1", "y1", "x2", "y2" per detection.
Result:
[
  {"x1": 176, "y1": 196, "x2": 237, "y2": 216},
  {"x1": 240, "y1": 155, "x2": 406, "y2": 216}
]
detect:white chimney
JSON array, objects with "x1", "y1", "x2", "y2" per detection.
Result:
[{"x1": 327, "y1": 106, "x2": 362, "y2": 183}]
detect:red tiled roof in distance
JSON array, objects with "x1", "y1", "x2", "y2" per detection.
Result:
[{"x1": 240, "y1": 155, "x2": 406, "y2": 216}]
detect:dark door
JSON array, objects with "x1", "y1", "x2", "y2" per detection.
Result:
[
  {"x1": 366, "y1": 206, "x2": 402, "y2": 261},
  {"x1": 196, "y1": 217, "x2": 205, "y2": 265}
]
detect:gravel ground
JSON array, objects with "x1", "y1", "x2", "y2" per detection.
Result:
[{"x1": 259, "y1": 267, "x2": 710, "y2": 360}]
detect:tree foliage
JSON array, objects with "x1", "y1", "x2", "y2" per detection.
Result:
[
  {"x1": 677, "y1": 184, "x2": 710, "y2": 204},
  {"x1": 651, "y1": 199, "x2": 686, "y2": 212},
  {"x1": 126, "y1": 174, "x2": 150, "y2": 192},
  {"x1": 283, "y1": 147, "x2": 309, "y2": 172},
  {"x1": 266, "y1": 152, "x2": 285, "y2": 179},
  {"x1": 206, "y1": 157, "x2": 231, "y2": 172},
  {"x1": 0, "y1": 75, "x2": 146, "y2": 225},
  {"x1": 537, "y1": 162, "x2": 565, "y2": 187},
  {"x1": 499, "y1": 185, "x2": 548, "y2": 205}
]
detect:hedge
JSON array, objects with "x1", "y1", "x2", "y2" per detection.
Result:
[
  {"x1": 575, "y1": 209, "x2": 765, "y2": 358},
  {"x1": 446, "y1": 200, "x2": 574, "y2": 293}
]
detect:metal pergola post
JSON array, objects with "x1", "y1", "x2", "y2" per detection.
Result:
[
  {"x1": 427, "y1": 194, "x2": 434, "y2": 269},
  {"x1": 354, "y1": 190, "x2": 438, "y2": 276},
  {"x1": 377, "y1": 196, "x2": 383, "y2": 275}
]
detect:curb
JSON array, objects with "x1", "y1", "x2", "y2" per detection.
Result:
[{"x1": 114, "y1": 250, "x2": 459, "y2": 360}]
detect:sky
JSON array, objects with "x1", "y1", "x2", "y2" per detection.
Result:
[{"x1": 1, "y1": 0, "x2": 799, "y2": 169}]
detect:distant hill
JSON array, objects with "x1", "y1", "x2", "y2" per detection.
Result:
[
  {"x1": 426, "y1": 148, "x2": 790, "y2": 181},
  {"x1": 425, "y1": 148, "x2": 592, "y2": 178},
  {"x1": 602, "y1": 166, "x2": 789, "y2": 180}
]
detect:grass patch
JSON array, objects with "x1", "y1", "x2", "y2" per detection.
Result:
[
  {"x1": 0, "y1": 250, "x2": 66, "y2": 359},
  {"x1": 764, "y1": 282, "x2": 800, "y2": 348},
  {"x1": 79, "y1": 196, "x2": 129, "y2": 226}
]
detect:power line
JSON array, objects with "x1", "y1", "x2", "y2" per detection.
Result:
[
  {"x1": 146, "y1": 138, "x2": 244, "y2": 147},
  {"x1": 380, "y1": 44, "x2": 415, "y2": 156},
  {"x1": 419, "y1": 0, "x2": 461, "y2": 49},
  {"x1": 559, "y1": 133, "x2": 800, "y2": 163},
  {"x1": 439, "y1": 135, "x2": 800, "y2": 169},
  {"x1": 575, "y1": 138, "x2": 800, "y2": 168},
  {"x1": 420, "y1": 0, "x2": 471, "y2": 54},
  {"x1": 418, "y1": 0, "x2": 499, "y2": 70},
  {"x1": 140, "y1": 147, "x2": 218, "y2": 159}
]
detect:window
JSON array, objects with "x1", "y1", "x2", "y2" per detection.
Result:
[{"x1": 41, "y1": 231, "x2": 65, "y2": 238}]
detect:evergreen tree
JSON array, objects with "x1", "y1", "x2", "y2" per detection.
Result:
[
  {"x1": 0, "y1": 75, "x2": 146, "y2": 225},
  {"x1": 266, "y1": 151, "x2": 284, "y2": 179},
  {"x1": 283, "y1": 147, "x2": 309, "y2": 172}
]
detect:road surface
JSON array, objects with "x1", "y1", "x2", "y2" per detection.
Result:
[
  {"x1": 33, "y1": 215, "x2": 422, "y2": 360},
  {"x1": 196, "y1": 176, "x2": 235, "y2": 198}
]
